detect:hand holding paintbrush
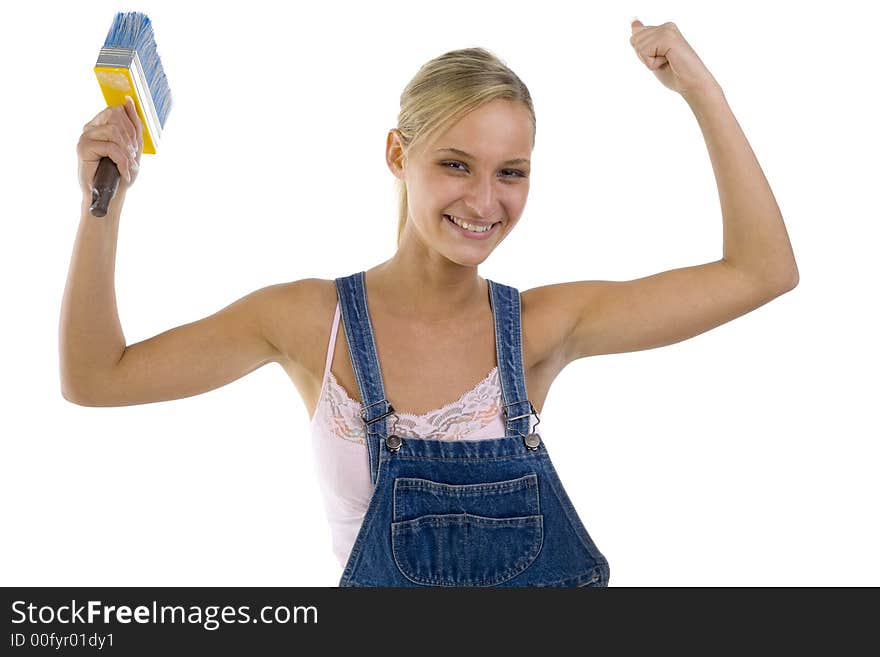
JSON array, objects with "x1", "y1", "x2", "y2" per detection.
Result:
[
  {"x1": 77, "y1": 96, "x2": 143, "y2": 201},
  {"x1": 81, "y1": 11, "x2": 171, "y2": 217}
]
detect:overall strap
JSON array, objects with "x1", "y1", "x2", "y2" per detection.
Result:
[
  {"x1": 334, "y1": 271, "x2": 393, "y2": 485},
  {"x1": 487, "y1": 280, "x2": 535, "y2": 440},
  {"x1": 335, "y1": 272, "x2": 538, "y2": 486}
]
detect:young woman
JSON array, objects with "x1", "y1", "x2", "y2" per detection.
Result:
[{"x1": 60, "y1": 20, "x2": 799, "y2": 587}]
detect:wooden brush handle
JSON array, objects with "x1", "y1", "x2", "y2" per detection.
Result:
[{"x1": 89, "y1": 156, "x2": 121, "y2": 217}]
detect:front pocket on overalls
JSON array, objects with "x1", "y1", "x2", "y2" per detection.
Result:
[{"x1": 390, "y1": 474, "x2": 544, "y2": 586}]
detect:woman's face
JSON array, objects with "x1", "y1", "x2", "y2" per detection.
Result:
[{"x1": 388, "y1": 98, "x2": 534, "y2": 266}]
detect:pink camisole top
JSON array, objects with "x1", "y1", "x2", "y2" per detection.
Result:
[{"x1": 308, "y1": 301, "x2": 537, "y2": 569}]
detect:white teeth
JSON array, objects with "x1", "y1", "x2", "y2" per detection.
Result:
[{"x1": 446, "y1": 215, "x2": 495, "y2": 233}]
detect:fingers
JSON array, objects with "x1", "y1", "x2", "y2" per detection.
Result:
[
  {"x1": 83, "y1": 122, "x2": 131, "y2": 150},
  {"x1": 83, "y1": 101, "x2": 141, "y2": 154},
  {"x1": 78, "y1": 119, "x2": 138, "y2": 182},
  {"x1": 83, "y1": 105, "x2": 113, "y2": 130},
  {"x1": 77, "y1": 133, "x2": 135, "y2": 183},
  {"x1": 82, "y1": 123, "x2": 138, "y2": 168},
  {"x1": 629, "y1": 22, "x2": 663, "y2": 67},
  {"x1": 629, "y1": 21, "x2": 677, "y2": 48},
  {"x1": 77, "y1": 98, "x2": 145, "y2": 192},
  {"x1": 123, "y1": 96, "x2": 144, "y2": 153}
]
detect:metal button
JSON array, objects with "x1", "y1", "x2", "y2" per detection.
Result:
[
  {"x1": 385, "y1": 434, "x2": 402, "y2": 451},
  {"x1": 523, "y1": 432, "x2": 541, "y2": 450}
]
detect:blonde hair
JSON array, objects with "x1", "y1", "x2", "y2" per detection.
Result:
[{"x1": 393, "y1": 47, "x2": 536, "y2": 246}]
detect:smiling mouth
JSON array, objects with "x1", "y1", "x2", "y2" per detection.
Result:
[{"x1": 443, "y1": 214, "x2": 501, "y2": 233}]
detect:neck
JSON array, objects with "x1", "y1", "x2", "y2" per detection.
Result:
[{"x1": 368, "y1": 234, "x2": 488, "y2": 323}]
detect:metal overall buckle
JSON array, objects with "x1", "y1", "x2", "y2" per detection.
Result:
[
  {"x1": 361, "y1": 399, "x2": 402, "y2": 451},
  {"x1": 502, "y1": 399, "x2": 542, "y2": 450}
]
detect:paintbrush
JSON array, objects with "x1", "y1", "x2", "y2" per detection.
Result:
[{"x1": 90, "y1": 11, "x2": 172, "y2": 217}]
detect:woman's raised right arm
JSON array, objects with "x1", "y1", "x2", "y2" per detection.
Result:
[{"x1": 60, "y1": 99, "x2": 306, "y2": 407}]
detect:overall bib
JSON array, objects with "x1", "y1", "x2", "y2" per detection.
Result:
[{"x1": 335, "y1": 270, "x2": 610, "y2": 587}]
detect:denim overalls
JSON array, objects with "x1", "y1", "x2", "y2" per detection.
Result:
[{"x1": 334, "y1": 270, "x2": 610, "y2": 587}]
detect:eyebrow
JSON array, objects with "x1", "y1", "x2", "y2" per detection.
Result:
[{"x1": 435, "y1": 147, "x2": 530, "y2": 166}]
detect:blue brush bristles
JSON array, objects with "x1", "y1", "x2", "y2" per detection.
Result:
[{"x1": 102, "y1": 11, "x2": 172, "y2": 128}]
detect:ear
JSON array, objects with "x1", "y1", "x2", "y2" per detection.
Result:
[{"x1": 386, "y1": 129, "x2": 406, "y2": 180}]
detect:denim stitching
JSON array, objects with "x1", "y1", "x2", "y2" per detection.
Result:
[
  {"x1": 335, "y1": 277, "x2": 378, "y2": 484},
  {"x1": 540, "y1": 453, "x2": 608, "y2": 563},
  {"x1": 489, "y1": 281, "x2": 510, "y2": 437},
  {"x1": 356, "y1": 270, "x2": 390, "y2": 435},
  {"x1": 339, "y1": 459, "x2": 389, "y2": 586},
  {"x1": 354, "y1": 272, "x2": 384, "y2": 484},
  {"x1": 391, "y1": 454, "x2": 540, "y2": 463},
  {"x1": 394, "y1": 473, "x2": 538, "y2": 494},
  {"x1": 391, "y1": 514, "x2": 544, "y2": 586},
  {"x1": 393, "y1": 475, "x2": 541, "y2": 523}
]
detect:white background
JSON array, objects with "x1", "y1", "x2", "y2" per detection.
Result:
[{"x1": 1, "y1": 0, "x2": 876, "y2": 586}]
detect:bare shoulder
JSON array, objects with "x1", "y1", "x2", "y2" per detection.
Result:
[
  {"x1": 519, "y1": 282, "x2": 590, "y2": 371},
  {"x1": 258, "y1": 277, "x2": 338, "y2": 368}
]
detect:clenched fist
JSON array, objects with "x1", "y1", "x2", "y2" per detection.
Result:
[{"x1": 629, "y1": 19, "x2": 722, "y2": 100}]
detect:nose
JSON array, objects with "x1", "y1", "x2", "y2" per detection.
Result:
[{"x1": 464, "y1": 172, "x2": 502, "y2": 220}]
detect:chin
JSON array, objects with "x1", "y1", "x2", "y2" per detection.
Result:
[
  {"x1": 445, "y1": 246, "x2": 494, "y2": 268},
  {"x1": 448, "y1": 257, "x2": 489, "y2": 269}
]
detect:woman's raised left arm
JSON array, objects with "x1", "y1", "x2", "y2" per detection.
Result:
[
  {"x1": 633, "y1": 18, "x2": 799, "y2": 287},
  {"x1": 522, "y1": 19, "x2": 798, "y2": 365}
]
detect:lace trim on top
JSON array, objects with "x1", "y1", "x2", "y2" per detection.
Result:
[{"x1": 315, "y1": 366, "x2": 502, "y2": 443}]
